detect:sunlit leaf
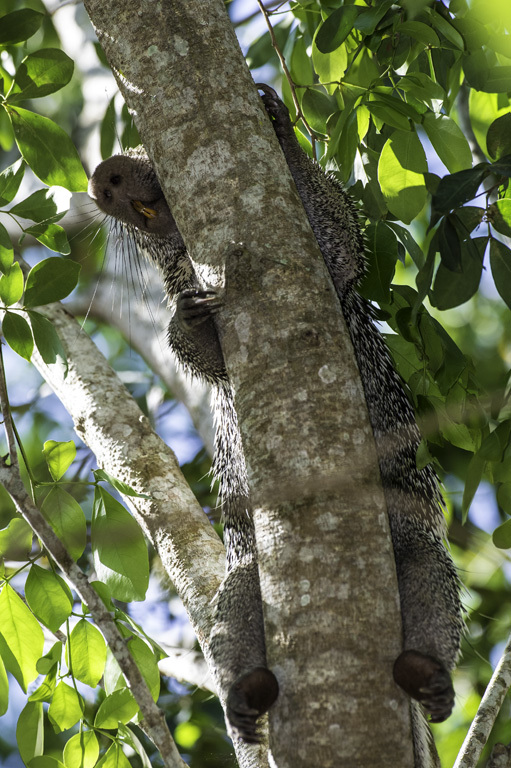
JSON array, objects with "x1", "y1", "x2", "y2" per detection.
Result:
[
  {"x1": 378, "y1": 130, "x2": 427, "y2": 223},
  {"x1": 0, "y1": 158, "x2": 24, "y2": 206},
  {"x1": 63, "y1": 731, "x2": 99, "y2": 768},
  {"x1": 6, "y1": 106, "x2": 88, "y2": 192},
  {"x1": 91, "y1": 487, "x2": 149, "y2": 602},
  {"x1": 0, "y1": 9, "x2": 44, "y2": 45},
  {"x1": 0, "y1": 584, "x2": 44, "y2": 691},
  {"x1": 9, "y1": 49, "x2": 74, "y2": 102},
  {"x1": 16, "y1": 701, "x2": 43, "y2": 764},
  {"x1": 41, "y1": 485, "x2": 87, "y2": 560},
  {"x1": 25, "y1": 565, "x2": 73, "y2": 633},
  {"x1": 2, "y1": 311, "x2": 33, "y2": 361},
  {"x1": 24, "y1": 257, "x2": 80, "y2": 307},
  {"x1": 43, "y1": 440, "x2": 76, "y2": 481},
  {"x1": 94, "y1": 687, "x2": 139, "y2": 728},
  {"x1": 67, "y1": 620, "x2": 106, "y2": 688},
  {"x1": 0, "y1": 261, "x2": 23, "y2": 306},
  {"x1": 48, "y1": 682, "x2": 83, "y2": 732}
]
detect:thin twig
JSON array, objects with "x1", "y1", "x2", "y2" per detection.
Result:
[
  {"x1": 255, "y1": 0, "x2": 318, "y2": 159},
  {"x1": 453, "y1": 634, "x2": 511, "y2": 768}
]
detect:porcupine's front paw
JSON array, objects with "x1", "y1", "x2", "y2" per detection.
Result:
[
  {"x1": 176, "y1": 288, "x2": 223, "y2": 333},
  {"x1": 227, "y1": 667, "x2": 279, "y2": 743},
  {"x1": 257, "y1": 84, "x2": 295, "y2": 143},
  {"x1": 393, "y1": 650, "x2": 454, "y2": 722}
]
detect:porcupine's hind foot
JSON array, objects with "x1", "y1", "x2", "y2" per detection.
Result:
[
  {"x1": 393, "y1": 650, "x2": 454, "y2": 723},
  {"x1": 227, "y1": 667, "x2": 279, "y2": 743}
]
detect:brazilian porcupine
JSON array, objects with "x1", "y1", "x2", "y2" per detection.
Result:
[{"x1": 88, "y1": 85, "x2": 463, "y2": 761}]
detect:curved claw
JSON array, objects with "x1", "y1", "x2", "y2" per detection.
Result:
[{"x1": 176, "y1": 288, "x2": 223, "y2": 331}]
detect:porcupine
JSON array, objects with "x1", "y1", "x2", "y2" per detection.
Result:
[{"x1": 88, "y1": 85, "x2": 463, "y2": 762}]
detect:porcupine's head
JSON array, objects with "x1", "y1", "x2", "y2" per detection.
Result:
[{"x1": 88, "y1": 150, "x2": 178, "y2": 238}]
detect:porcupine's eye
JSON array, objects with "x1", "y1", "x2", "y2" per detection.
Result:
[
  {"x1": 104, "y1": 189, "x2": 112, "y2": 199},
  {"x1": 110, "y1": 174, "x2": 121, "y2": 185}
]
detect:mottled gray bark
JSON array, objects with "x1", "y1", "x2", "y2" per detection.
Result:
[
  {"x1": 68, "y1": 268, "x2": 215, "y2": 454},
  {"x1": 81, "y1": 1, "x2": 413, "y2": 766}
]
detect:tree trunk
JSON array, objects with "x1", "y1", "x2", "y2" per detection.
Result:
[{"x1": 82, "y1": 1, "x2": 414, "y2": 765}]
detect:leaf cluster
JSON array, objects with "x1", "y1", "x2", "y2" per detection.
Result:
[{"x1": 0, "y1": 439, "x2": 161, "y2": 768}]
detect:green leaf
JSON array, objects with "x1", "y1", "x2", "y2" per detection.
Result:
[
  {"x1": 315, "y1": 6, "x2": 359, "y2": 53},
  {"x1": 67, "y1": 619, "x2": 106, "y2": 688},
  {"x1": 437, "y1": 215, "x2": 462, "y2": 272},
  {"x1": 432, "y1": 164, "x2": 488, "y2": 214},
  {"x1": 0, "y1": 158, "x2": 24, "y2": 206},
  {"x1": 117, "y1": 724, "x2": 152, "y2": 768},
  {"x1": 48, "y1": 682, "x2": 83, "y2": 732},
  {"x1": 91, "y1": 487, "x2": 149, "y2": 602},
  {"x1": 0, "y1": 261, "x2": 23, "y2": 306},
  {"x1": 0, "y1": 517, "x2": 32, "y2": 560},
  {"x1": 301, "y1": 90, "x2": 337, "y2": 135},
  {"x1": 35, "y1": 643, "x2": 62, "y2": 677},
  {"x1": 490, "y1": 200, "x2": 511, "y2": 237},
  {"x1": 41, "y1": 486, "x2": 86, "y2": 560},
  {"x1": 423, "y1": 113, "x2": 472, "y2": 173},
  {"x1": 10, "y1": 188, "x2": 62, "y2": 224},
  {"x1": 481, "y1": 67, "x2": 511, "y2": 94},
  {"x1": 487, "y1": 113, "x2": 511, "y2": 160},
  {"x1": 497, "y1": 483, "x2": 511, "y2": 514},
  {"x1": 290, "y1": 36, "x2": 314, "y2": 87},
  {"x1": 358, "y1": 222, "x2": 398, "y2": 302},
  {"x1": 26, "y1": 223, "x2": 71, "y2": 255},
  {"x1": 24, "y1": 257, "x2": 80, "y2": 307},
  {"x1": 0, "y1": 655, "x2": 8, "y2": 716},
  {"x1": 432, "y1": 235, "x2": 485, "y2": 310},
  {"x1": 128, "y1": 636, "x2": 160, "y2": 702},
  {"x1": 43, "y1": 440, "x2": 76, "y2": 481},
  {"x1": 6, "y1": 106, "x2": 88, "y2": 192},
  {"x1": 0, "y1": 223, "x2": 14, "y2": 273},
  {"x1": 94, "y1": 687, "x2": 139, "y2": 728},
  {"x1": 386, "y1": 222, "x2": 425, "y2": 268},
  {"x1": 490, "y1": 239, "x2": 511, "y2": 310},
  {"x1": 93, "y1": 468, "x2": 152, "y2": 499},
  {"x1": 429, "y1": 9, "x2": 464, "y2": 49},
  {"x1": 25, "y1": 565, "x2": 73, "y2": 633},
  {"x1": 378, "y1": 130, "x2": 428, "y2": 223},
  {"x1": 9, "y1": 49, "x2": 74, "y2": 102},
  {"x1": 493, "y1": 518, "x2": 511, "y2": 549},
  {"x1": 63, "y1": 731, "x2": 99, "y2": 768},
  {"x1": 2, "y1": 311, "x2": 34, "y2": 361},
  {"x1": 0, "y1": 583, "x2": 44, "y2": 691},
  {"x1": 27, "y1": 311, "x2": 68, "y2": 370},
  {"x1": 16, "y1": 701, "x2": 44, "y2": 764},
  {"x1": 30, "y1": 758, "x2": 67, "y2": 768},
  {"x1": 30, "y1": 667, "x2": 57, "y2": 702},
  {"x1": 312, "y1": 40, "x2": 348, "y2": 84},
  {"x1": 399, "y1": 21, "x2": 440, "y2": 47},
  {"x1": 366, "y1": 100, "x2": 412, "y2": 132},
  {"x1": 0, "y1": 9, "x2": 44, "y2": 45},
  {"x1": 354, "y1": 0, "x2": 394, "y2": 35},
  {"x1": 95, "y1": 742, "x2": 132, "y2": 768}
]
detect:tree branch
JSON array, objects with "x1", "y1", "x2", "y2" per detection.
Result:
[
  {"x1": 453, "y1": 635, "x2": 511, "y2": 768},
  {"x1": 68, "y1": 266, "x2": 215, "y2": 455}
]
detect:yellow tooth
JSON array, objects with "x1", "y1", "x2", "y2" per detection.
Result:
[{"x1": 132, "y1": 200, "x2": 157, "y2": 219}]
